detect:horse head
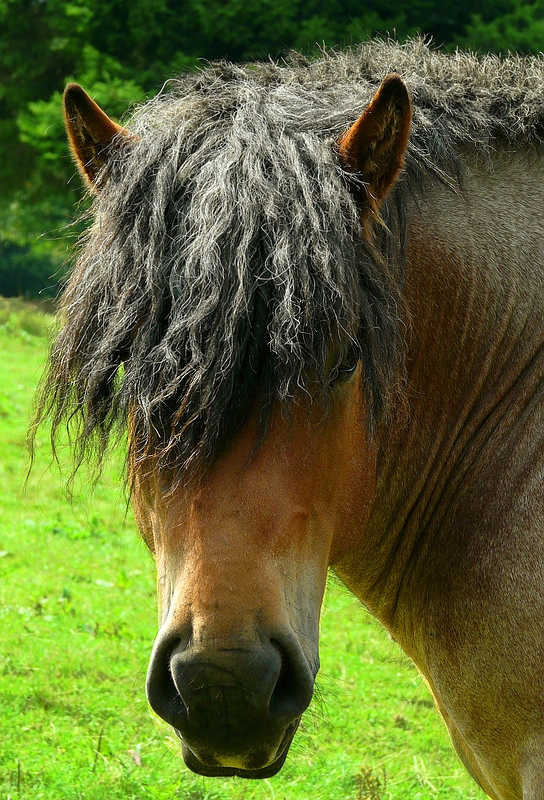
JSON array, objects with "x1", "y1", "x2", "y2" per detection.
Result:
[{"x1": 58, "y1": 73, "x2": 411, "y2": 777}]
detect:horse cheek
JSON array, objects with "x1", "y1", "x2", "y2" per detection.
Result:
[{"x1": 326, "y1": 388, "x2": 377, "y2": 566}]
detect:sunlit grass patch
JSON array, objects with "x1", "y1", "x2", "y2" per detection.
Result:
[{"x1": 0, "y1": 296, "x2": 55, "y2": 339}]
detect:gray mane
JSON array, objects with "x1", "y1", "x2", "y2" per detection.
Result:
[{"x1": 35, "y1": 39, "x2": 544, "y2": 481}]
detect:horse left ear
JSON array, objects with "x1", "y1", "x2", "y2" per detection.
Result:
[
  {"x1": 63, "y1": 83, "x2": 132, "y2": 189},
  {"x1": 338, "y1": 74, "x2": 411, "y2": 215}
]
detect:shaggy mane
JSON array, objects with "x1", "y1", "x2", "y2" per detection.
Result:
[{"x1": 34, "y1": 39, "x2": 544, "y2": 482}]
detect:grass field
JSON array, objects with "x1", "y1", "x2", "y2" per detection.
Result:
[{"x1": 0, "y1": 300, "x2": 485, "y2": 800}]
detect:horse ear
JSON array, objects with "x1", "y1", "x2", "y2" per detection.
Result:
[
  {"x1": 338, "y1": 74, "x2": 411, "y2": 215},
  {"x1": 63, "y1": 83, "x2": 131, "y2": 188}
]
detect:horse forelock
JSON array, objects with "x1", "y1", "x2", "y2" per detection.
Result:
[
  {"x1": 42, "y1": 58, "x2": 405, "y2": 481},
  {"x1": 38, "y1": 39, "x2": 544, "y2": 482}
]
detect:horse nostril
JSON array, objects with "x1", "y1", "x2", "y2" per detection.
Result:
[
  {"x1": 146, "y1": 634, "x2": 188, "y2": 727},
  {"x1": 268, "y1": 638, "x2": 315, "y2": 724}
]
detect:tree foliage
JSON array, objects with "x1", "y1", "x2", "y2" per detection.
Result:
[
  {"x1": 461, "y1": 2, "x2": 544, "y2": 53},
  {"x1": 0, "y1": 0, "x2": 542, "y2": 295}
]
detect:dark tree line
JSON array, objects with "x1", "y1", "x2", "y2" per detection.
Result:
[{"x1": 1, "y1": 0, "x2": 543, "y2": 296}]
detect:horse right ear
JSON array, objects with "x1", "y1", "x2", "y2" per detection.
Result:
[
  {"x1": 338, "y1": 74, "x2": 411, "y2": 218},
  {"x1": 63, "y1": 84, "x2": 132, "y2": 189}
]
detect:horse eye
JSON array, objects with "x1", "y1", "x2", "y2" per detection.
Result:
[{"x1": 329, "y1": 356, "x2": 359, "y2": 385}]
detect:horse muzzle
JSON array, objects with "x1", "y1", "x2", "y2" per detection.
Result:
[{"x1": 146, "y1": 627, "x2": 316, "y2": 777}]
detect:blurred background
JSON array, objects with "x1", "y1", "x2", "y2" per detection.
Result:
[{"x1": 1, "y1": 0, "x2": 544, "y2": 300}]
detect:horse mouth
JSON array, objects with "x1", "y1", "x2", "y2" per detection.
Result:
[{"x1": 178, "y1": 720, "x2": 299, "y2": 778}]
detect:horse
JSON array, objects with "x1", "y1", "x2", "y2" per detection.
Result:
[{"x1": 34, "y1": 38, "x2": 544, "y2": 800}]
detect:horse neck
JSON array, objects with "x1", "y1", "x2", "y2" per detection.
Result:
[
  {"x1": 402, "y1": 147, "x2": 544, "y2": 438},
  {"x1": 337, "y1": 144, "x2": 544, "y2": 640}
]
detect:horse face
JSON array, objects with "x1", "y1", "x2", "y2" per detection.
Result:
[{"x1": 132, "y1": 369, "x2": 376, "y2": 777}]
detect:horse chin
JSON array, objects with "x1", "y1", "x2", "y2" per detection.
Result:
[{"x1": 178, "y1": 720, "x2": 299, "y2": 779}]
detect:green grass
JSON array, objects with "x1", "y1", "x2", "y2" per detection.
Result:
[{"x1": 0, "y1": 300, "x2": 485, "y2": 800}]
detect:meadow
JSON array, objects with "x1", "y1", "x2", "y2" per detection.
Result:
[{"x1": 0, "y1": 299, "x2": 485, "y2": 800}]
